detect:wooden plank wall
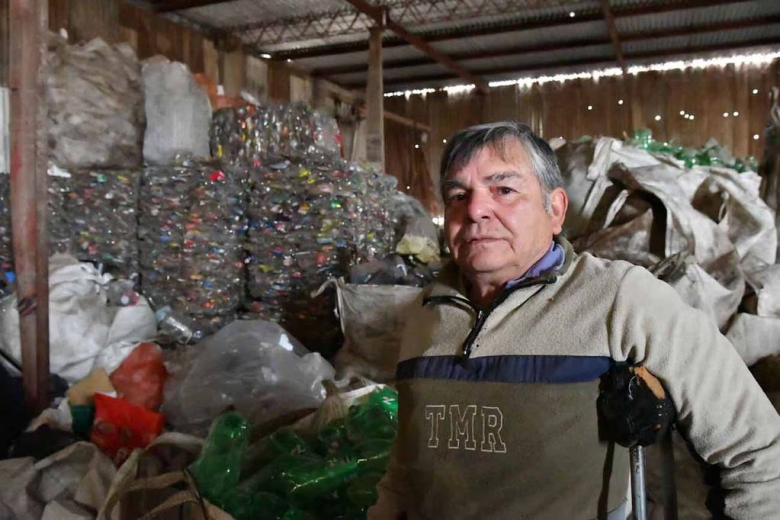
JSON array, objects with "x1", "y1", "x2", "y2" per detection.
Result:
[
  {"x1": 386, "y1": 62, "x2": 780, "y2": 201},
  {"x1": 47, "y1": 0, "x2": 208, "y2": 73}
]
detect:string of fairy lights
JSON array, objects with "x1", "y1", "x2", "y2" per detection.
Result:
[
  {"x1": 394, "y1": 50, "x2": 777, "y2": 168},
  {"x1": 385, "y1": 51, "x2": 780, "y2": 98}
]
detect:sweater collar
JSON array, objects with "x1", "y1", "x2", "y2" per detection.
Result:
[{"x1": 429, "y1": 235, "x2": 574, "y2": 300}]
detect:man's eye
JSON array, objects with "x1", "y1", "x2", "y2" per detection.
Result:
[
  {"x1": 497, "y1": 187, "x2": 515, "y2": 195},
  {"x1": 447, "y1": 193, "x2": 466, "y2": 202}
]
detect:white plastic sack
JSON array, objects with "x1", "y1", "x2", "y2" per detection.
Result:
[
  {"x1": 142, "y1": 58, "x2": 211, "y2": 166},
  {"x1": 0, "y1": 255, "x2": 156, "y2": 384},
  {"x1": 677, "y1": 166, "x2": 777, "y2": 274},
  {"x1": 726, "y1": 313, "x2": 780, "y2": 366},
  {"x1": 163, "y1": 320, "x2": 336, "y2": 436},
  {"x1": 0, "y1": 442, "x2": 116, "y2": 520},
  {"x1": 321, "y1": 278, "x2": 422, "y2": 382}
]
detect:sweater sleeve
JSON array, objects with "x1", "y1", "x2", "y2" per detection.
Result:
[{"x1": 610, "y1": 266, "x2": 780, "y2": 519}]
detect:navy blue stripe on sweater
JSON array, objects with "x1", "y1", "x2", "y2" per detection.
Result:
[{"x1": 396, "y1": 355, "x2": 611, "y2": 384}]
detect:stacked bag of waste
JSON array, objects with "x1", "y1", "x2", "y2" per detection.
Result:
[
  {"x1": 211, "y1": 102, "x2": 341, "y2": 165},
  {"x1": 65, "y1": 169, "x2": 141, "y2": 278},
  {"x1": 555, "y1": 130, "x2": 780, "y2": 518},
  {"x1": 244, "y1": 155, "x2": 396, "y2": 355},
  {"x1": 138, "y1": 160, "x2": 247, "y2": 340}
]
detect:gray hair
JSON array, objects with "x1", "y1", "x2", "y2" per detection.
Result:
[{"x1": 439, "y1": 121, "x2": 563, "y2": 213}]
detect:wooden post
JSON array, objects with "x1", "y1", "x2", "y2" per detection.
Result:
[
  {"x1": 10, "y1": 0, "x2": 50, "y2": 414},
  {"x1": 366, "y1": 25, "x2": 385, "y2": 171}
]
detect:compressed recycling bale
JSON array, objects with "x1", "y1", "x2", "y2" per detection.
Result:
[
  {"x1": 244, "y1": 155, "x2": 397, "y2": 355},
  {"x1": 211, "y1": 103, "x2": 342, "y2": 166},
  {"x1": 46, "y1": 35, "x2": 144, "y2": 170},
  {"x1": 66, "y1": 169, "x2": 141, "y2": 278},
  {"x1": 139, "y1": 160, "x2": 247, "y2": 339}
]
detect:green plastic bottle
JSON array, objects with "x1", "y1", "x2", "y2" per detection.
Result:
[{"x1": 189, "y1": 411, "x2": 250, "y2": 507}]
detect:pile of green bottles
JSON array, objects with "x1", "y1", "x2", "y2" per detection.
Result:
[
  {"x1": 626, "y1": 129, "x2": 759, "y2": 172},
  {"x1": 189, "y1": 387, "x2": 398, "y2": 520}
]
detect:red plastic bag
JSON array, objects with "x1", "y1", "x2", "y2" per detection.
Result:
[
  {"x1": 91, "y1": 393, "x2": 164, "y2": 466},
  {"x1": 110, "y1": 342, "x2": 168, "y2": 410}
]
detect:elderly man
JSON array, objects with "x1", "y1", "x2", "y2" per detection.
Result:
[{"x1": 369, "y1": 121, "x2": 780, "y2": 519}]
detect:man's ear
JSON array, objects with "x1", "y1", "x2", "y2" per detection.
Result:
[{"x1": 549, "y1": 187, "x2": 568, "y2": 234}]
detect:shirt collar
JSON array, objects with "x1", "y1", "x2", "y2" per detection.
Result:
[{"x1": 505, "y1": 242, "x2": 565, "y2": 289}]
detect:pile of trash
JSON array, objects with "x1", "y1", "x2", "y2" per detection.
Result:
[
  {"x1": 0, "y1": 309, "x2": 398, "y2": 520},
  {"x1": 138, "y1": 160, "x2": 248, "y2": 339},
  {"x1": 211, "y1": 103, "x2": 341, "y2": 165},
  {"x1": 555, "y1": 131, "x2": 780, "y2": 517}
]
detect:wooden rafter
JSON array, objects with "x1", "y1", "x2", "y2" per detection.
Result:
[
  {"x1": 343, "y1": 0, "x2": 489, "y2": 93},
  {"x1": 600, "y1": 0, "x2": 627, "y2": 75},
  {"x1": 153, "y1": 0, "x2": 234, "y2": 13}
]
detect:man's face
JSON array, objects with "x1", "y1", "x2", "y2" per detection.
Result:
[{"x1": 443, "y1": 142, "x2": 567, "y2": 286}]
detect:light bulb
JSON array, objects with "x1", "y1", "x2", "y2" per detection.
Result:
[
  {"x1": 723, "y1": 112, "x2": 729, "y2": 117},
  {"x1": 733, "y1": 111, "x2": 739, "y2": 116},
  {"x1": 754, "y1": 134, "x2": 760, "y2": 140},
  {"x1": 618, "y1": 99, "x2": 624, "y2": 105},
  {"x1": 654, "y1": 115, "x2": 661, "y2": 121},
  {"x1": 587, "y1": 105, "x2": 593, "y2": 111}
]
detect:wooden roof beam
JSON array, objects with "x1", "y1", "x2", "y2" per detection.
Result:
[
  {"x1": 153, "y1": 0, "x2": 234, "y2": 13},
  {"x1": 342, "y1": 0, "x2": 489, "y2": 94},
  {"x1": 601, "y1": 0, "x2": 627, "y2": 74}
]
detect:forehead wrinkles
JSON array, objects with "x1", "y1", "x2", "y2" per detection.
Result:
[{"x1": 447, "y1": 136, "x2": 533, "y2": 181}]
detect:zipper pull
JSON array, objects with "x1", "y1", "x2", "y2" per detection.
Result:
[{"x1": 460, "y1": 309, "x2": 484, "y2": 359}]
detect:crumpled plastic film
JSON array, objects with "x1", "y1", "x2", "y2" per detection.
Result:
[
  {"x1": 211, "y1": 103, "x2": 342, "y2": 166},
  {"x1": 46, "y1": 34, "x2": 144, "y2": 170},
  {"x1": 139, "y1": 160, "x2": 248, "y2": 339},
  {"x1": 244, "y1": 155, "x2": 397, "y2": 355},
  {"x1": 66, "y1": 169, "x2": 141, "y2": 278}
]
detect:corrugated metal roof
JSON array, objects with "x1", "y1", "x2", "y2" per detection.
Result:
[
  {"x1": 615, "y1": 1, "x2": 780, "y2": 33},
  {"x1": 623, "y1": 23, "x2": 780, "y2": 54},
  {"x1": 168, "y1": 0, "x2": 780, "y2": 92},
  {"x1": 431, "y1": 19, "x2": 608, "y2": 55}
]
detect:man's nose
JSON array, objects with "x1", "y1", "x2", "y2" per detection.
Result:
[{"x1": 467, "y1": 190, "x2": 491, "y2": 222}]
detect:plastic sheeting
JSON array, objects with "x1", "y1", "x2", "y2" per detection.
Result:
[{"x1": 163, "y1": 320, "x2": 335, "y2": 437}]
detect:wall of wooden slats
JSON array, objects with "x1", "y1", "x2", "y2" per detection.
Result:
[{"x1": 386, "y1": 62, "x2": 780, "y2": 204}]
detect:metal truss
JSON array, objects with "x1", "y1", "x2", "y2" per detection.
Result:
[{"x1": 234, "y1": 0, "x2": 594, "y2": 48}]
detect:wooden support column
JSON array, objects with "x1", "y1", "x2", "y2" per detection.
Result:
[
  {"x1": 366, "y1": 25, "x2": 384, "y2": 171},
  {"x1": 10, "y1": 0, "x2": 50, "y2": 414}
]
